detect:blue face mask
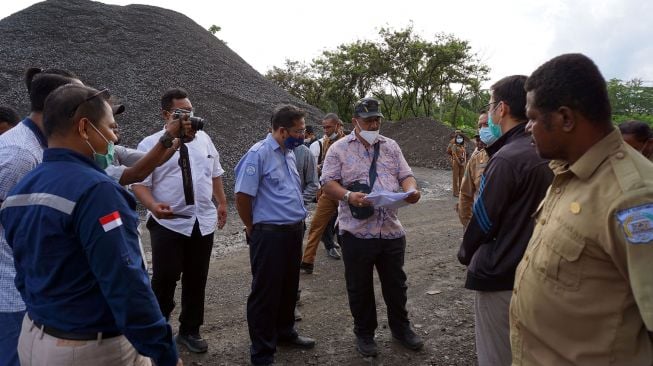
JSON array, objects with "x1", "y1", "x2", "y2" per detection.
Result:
[
  {"x1": 488, "y1": 107, "x2": 502, "y2": 139},
  {"x1": 479, "y1": 126, "x2": 498, "y2": 146},
  {"x1": 284, "y1": 135, "x2": 304, "y2": 150}
]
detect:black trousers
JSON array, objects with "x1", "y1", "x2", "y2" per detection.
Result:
[
  {"x1": 340, "y1": 232, "x2": 410, "y2": 338},
  {"x1": 247, "y1": 225, "x2": 303, "y2": 365},
  {"x1": 147, "y1": 218, "x2": 214, "y2": 335}
]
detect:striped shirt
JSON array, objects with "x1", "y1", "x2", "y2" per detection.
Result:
[{"x1": 0, "y1": 118, "x2": 46, "y2": 312}]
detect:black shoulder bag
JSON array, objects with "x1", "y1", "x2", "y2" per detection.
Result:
[{"x1": 347, "y1": 142, "x2": 380, "y2": 220}]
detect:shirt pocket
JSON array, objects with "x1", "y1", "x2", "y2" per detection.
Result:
[
  {"x1": 539, "y1": 232, "x2": 586, "y2": 291},
  {"x1": 264, "y1": 170, "x2": 281, "y2": 187}
]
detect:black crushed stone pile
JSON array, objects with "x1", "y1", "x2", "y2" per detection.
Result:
[
  {"x1": 382, "y1": 117, "x2": 465, "y2": 169},
  {"x1": 0, "y1": 0, "x2": 323, "y2": 197}
]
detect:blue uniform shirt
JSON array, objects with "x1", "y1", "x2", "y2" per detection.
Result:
[
  {"x1": 234, "y1": 133, "x2": 307, "y2": 224},
  {"x1": 0, "y1": 148, "x2": 177, "y2": 366}
]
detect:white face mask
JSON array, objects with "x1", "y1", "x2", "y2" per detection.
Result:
[
  {"x1": 329, "y1": 132, "x2": 338, "y2": 140},
  {"x1": 356, "y1": 121, "x2": 379, "y2": 145}
]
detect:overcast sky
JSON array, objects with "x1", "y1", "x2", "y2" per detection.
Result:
[{"x1": 3, "y1": 0, "x2": 652, "y2": 86}]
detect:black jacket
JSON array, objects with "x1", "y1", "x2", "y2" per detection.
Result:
[{"x1": 457, "y1": 123, "x2": 553, "y2": 291}]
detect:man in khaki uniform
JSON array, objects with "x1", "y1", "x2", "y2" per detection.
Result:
[
  {"x1": 458, "y1": 113, "x2": 489, "y2": 227},
  {"x1": 447, "y1": 130, "x2": 467, "y2": 197},
  {"x1": 510, "y1": 53, "x2": 653, "y2": 365}
]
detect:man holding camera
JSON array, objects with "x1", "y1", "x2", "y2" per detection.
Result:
[
  {"x1": 132, "y1": 88, "x2": 227, "y2": 354},
  {"x1": 321, "y1": 98, "x2": 423, "y2": 357}
]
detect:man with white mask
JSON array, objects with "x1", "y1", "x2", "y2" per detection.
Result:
[{"x1": 321, "y1": 98, "x2": 423, "y2": 358}]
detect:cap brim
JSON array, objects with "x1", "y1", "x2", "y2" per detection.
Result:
[
  {"x1": 112, "y1": 104, "x2": 125, "y2": 115},
  {"x1": 355, "y1": 111, "x2": 384, "y2": 119}
]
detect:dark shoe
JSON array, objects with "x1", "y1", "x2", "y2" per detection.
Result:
[
  {"x1": 327, "y1": 247, "x2": 341, "y2": 259},
  {"x1": 356, "y1": 336, "x2": 378, "y2": 357},
  {"x1": 392, "y1": 329, "x2": 424, "y2": 351},
  {"x1": 176, "y1": 333, "x2": 208, "y2": 353},
  {"x1": 300, "y1": 261, "x2": 314, "y2": 274},
  {"x1": 279, "y1": 335, "x2": 316, "y2": 349},
  {"x1": 294, "y1": 307, "x2": 302, "y2": 321}
]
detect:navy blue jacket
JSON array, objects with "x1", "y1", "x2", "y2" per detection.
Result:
[
  {"x1": 457, "y1": 124, "x2": 553, "y2": 291},
  {"x1": 0, "y1": 148, "x2": 177, "y2": 366}
]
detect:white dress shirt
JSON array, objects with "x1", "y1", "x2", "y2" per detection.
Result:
[{"x1": 134, "y1": 129, "x2": 224, "y2": 236}]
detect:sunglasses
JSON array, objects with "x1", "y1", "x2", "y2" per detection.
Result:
[{"x1": 69, "y1": 88, "x2": 110, "y2": 118}]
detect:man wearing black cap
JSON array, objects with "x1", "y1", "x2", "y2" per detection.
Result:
[{"x1": 321, "y1": 97, "x2": 423, "y2": 357}]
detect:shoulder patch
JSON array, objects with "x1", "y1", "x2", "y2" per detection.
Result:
[
  {"x1": 245, "y1": 164, "x2": 256, "y2": 176},
  {"x1": 616, "y1": 203, "x2": 653, "y2": 244}
]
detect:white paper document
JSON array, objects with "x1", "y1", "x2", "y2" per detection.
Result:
[{"x1": 365, "y1": 189, "x2": 416, "y2": 209}]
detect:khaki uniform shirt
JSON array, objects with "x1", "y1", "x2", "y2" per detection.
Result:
[
  {"x1": 447, "y1": 140, "x2": 467, "y2": 167},
  {"x1": 458, "y1": 149, "x2": 489, "y2": 226},
  {"x1": 510, "y1": 129, "x2": 653, "y2": 365}
]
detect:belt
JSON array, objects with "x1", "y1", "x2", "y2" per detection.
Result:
[
  {"x1": 29, "y1": 315, "x2": 122, "y2": 341},
  {"x1": 253, "y1": 221, "x2": 304, "y2": 232}
]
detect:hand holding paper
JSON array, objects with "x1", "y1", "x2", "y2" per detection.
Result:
[{"x1": 365, "y1": 189, "x2": 417, "y2": 209}]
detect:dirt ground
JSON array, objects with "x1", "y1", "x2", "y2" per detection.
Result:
[{"x1": 141, "y1": 167, "x2": 477, "y2": 365}]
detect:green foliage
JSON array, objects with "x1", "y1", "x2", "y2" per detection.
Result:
[
  {"x1": 265, "y1": 24, "x2": 489, "y2": 125},
  {"x1": 607, "y1": 78, "x2": 653, "y2": 127},
  {"x1": 208, "y1": 24, "x2": 221, "y2": 35}
]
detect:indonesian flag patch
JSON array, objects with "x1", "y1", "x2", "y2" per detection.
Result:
[{"x1": 99, "y1": 211, "x2": 123, "y2": 232}]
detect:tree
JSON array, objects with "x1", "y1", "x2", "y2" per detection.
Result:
[
  {"x1": 265, "y1": 25, "x2": 490, "y2": 124},
  {"x1": 208, "y1": 25, "x2": 221, "y2": 35}
]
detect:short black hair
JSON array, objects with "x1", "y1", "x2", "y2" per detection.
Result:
[
  {"x1": 43, "y1": 84, "x2": 110, "y2": 137},
  {"x1": 619, "y1": 120, "x2": 652, "y2": 142},
  {"x1": 25, "y1": 67, "x2": 78, "y2": 112},
  {"x1": 0, "y1": 106, "x2": 20, "y2": 125},
  {"x1": 491, "y1": 75, "x2": 528, "y2": 122},
  {"x1": 323, "y1": 113, "x2": 342, "y2": 125},
  {"x1": 305, "y1": 125, "x2": 315, "y2": 134},
  {"x1": 525, "y1": 53, "x2": 611, "y2": 125},
  {"x1": 161, "y1": 88, "x2": 189, "y2": 111},
  {"x1": 271, "y1": 105, "x2": 306, "y2": 130}
]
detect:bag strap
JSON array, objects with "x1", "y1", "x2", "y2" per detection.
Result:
[
  {"x1": 368, "y1": 142, "x2": 380, "y2": 189},
  {"x1": 317, "y1": 140, "x2": 324, "y2": 165}
]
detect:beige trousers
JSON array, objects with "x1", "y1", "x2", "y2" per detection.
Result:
[{"x1": 18, "y1": 315, "x2": 151, "y2": 366}]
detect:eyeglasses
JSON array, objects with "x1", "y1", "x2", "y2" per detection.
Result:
[
  {"x1": 285, "y1": 127, "x2": 306, "y2": 135},
  {"x1": 480, "y1": 101, "x2": 501, "y2": 113},
  {"x1": 69, "y1": 88, "x2": 110, "y2": 118}
]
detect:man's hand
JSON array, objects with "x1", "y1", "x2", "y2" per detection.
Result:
[
  {"x1": 217, "y1": 204, "x2": 227, "y2": 229},
  {"x1": 404, "y1": 190, "x2": 421, "y2": 204},
  {"x1": 348, "y1": 191, "x2": 373, "y2": 207},
  {"x1": 150, "y1": 202, "x2": 173, "y2": 219},
  {"x1": 176, "y1": 358, "x2": 183, "y2": 366},
  {"x1": 165, "y1": 117, "x2": 192, "y2": 138}
]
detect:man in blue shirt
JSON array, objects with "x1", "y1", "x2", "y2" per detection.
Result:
[
  {"x1": 0, "y1": 84, "x2": 180, "y2": 366},
  {"x1": 235, "y1": 105, "x2": 316, "y2": 366},
  {"x1": 0, "y1": 67, "x2": 80, "y2": 366}
]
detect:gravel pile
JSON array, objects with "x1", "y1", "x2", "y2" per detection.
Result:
[
  {"x1": 382, "y1": 117, "x2": 462, "y2": 169},
  {"x1": 0, "y1": 0, "x2": 323, "y2": 196}
]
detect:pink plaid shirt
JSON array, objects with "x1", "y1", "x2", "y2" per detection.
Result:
[{"x1": 320, "y1": 131, "x2": 414, "y2": 239}]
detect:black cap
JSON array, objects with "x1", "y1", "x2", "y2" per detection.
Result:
[
  {"x1": 353, "y1": 98, "x2": 384, "y2": 118},
  {"x1": 112, "y1": 104, "x2": 125, "y2": 116}
]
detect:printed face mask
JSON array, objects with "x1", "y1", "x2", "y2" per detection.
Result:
[{"x1": 356, "y1": 121, "x2": 379, "y2": 145}]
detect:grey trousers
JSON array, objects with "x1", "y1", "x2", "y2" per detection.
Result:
[
  {"x1": 18, "y1": 315, "x2": 151, "y2": 366},
  {"x1": 474, "y1": 290, "x2": 512, "y2": 366}
]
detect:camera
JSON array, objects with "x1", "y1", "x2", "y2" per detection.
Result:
[{"x1": 172, "y1": 108, "x2": 205, "y2": 131}]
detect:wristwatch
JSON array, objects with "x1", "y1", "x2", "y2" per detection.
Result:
[
  {"x1": 342, "y1": 190, "x2": 352, "y2": 203},
  {"x1": 158, "y1": 132, "x2": 174, "y2": 148}
]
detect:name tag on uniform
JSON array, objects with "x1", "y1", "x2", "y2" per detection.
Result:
[{"x1": 616, "y1": 203, "x2": 653, "y2": 244}]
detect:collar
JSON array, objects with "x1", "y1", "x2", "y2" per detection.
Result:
[
  {"x1": 345, "y1": 130, "x2": 387, "y2": 145},
  {"x1": 569, "y1": 128, "x2": 622, "y2": 181},
  {"x1": 485, "y1": 122, "x2": 527, "y2": 156},
  {"x1": 43, "y1": 148, "x2": 107, "y2": 175},
  {"x1": 22, "y1": 118, "x2": 48, "y2": 149}
]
